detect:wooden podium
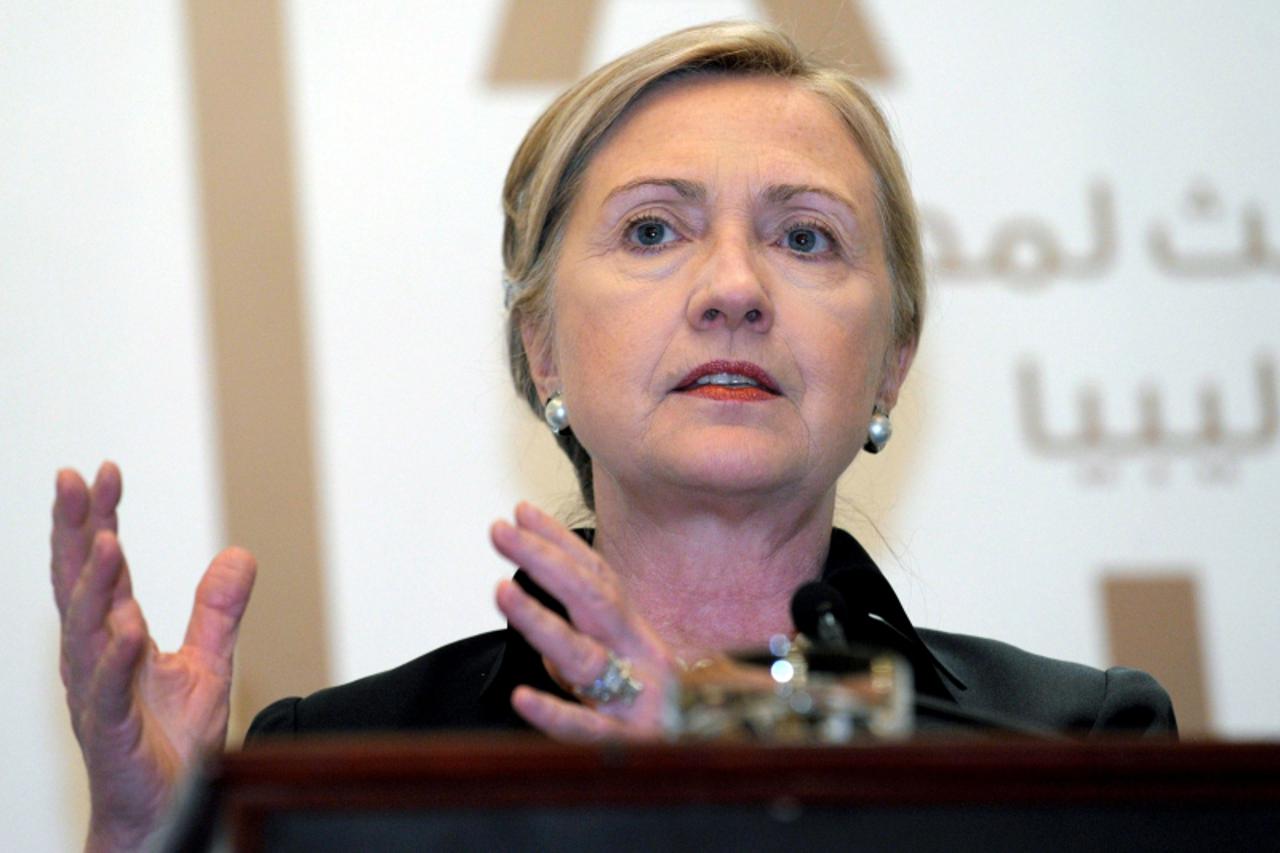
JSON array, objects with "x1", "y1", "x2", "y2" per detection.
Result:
[{"x1": 164, "y1": 736, "x2": 1280, "y2": 852}]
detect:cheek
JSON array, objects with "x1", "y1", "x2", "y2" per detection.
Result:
[
  {"x1": 794, "y1": 296, "x2": 891, "y2": 416},
  {"x1": 553, "y1": 281, "x2": 674, "y2": 400}
]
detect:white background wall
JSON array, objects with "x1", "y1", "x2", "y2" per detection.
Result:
[
  {"x1": 3, "y1": 5, "x2": 222, "y2": 848},
  {"x1": 4, "y1": 2, "x2": 1277, "y2": 848}
]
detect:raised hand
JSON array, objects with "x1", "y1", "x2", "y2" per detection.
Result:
[
  {"x1": 491, "y1": 502, "x2": 675, "y2": 741},
  {"x1": 51, "y1": 463, "x2": 257, "y2": 852}
]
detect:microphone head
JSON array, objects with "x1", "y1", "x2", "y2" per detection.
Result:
[{"x1": 790, "y1": 581, "x2": 850, "y2": 642}]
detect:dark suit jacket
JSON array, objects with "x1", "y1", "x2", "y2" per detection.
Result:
[{"x1": 247, "y1": 530, "x2": 1176, "y2": 740}]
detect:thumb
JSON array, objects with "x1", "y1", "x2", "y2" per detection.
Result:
[{"x1": 182, "y1": 547, "x2": 258, "y2": 672}]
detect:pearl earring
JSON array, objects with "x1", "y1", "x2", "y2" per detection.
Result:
[
  {"x1": 544, "y1": 392, "x2": 570, "y2": 434},
  {"x1": 863, "y1": 405, "x2": 892, "y2": 454}
]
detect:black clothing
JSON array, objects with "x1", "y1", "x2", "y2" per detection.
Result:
[{"x1": 247, "y1": 530, "x2": 1175, "y2": 740}]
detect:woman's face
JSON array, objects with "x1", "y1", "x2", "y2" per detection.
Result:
[{"x1": 530, "y1": 75, "x2": 912, "y2": 509}]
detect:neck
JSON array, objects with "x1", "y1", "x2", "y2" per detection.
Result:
[{"x1": 590, "y1": 477, "x2": 836, "y2": 657}]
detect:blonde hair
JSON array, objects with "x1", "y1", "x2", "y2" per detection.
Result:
[{"x1": 503, "y1": 20, "x2": 924, "y2": 509}]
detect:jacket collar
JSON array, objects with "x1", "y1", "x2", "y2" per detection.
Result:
[{"x1": 820, "y1": 529, "x2": 963, "y2": 700}]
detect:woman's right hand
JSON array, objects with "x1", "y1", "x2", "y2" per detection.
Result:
[{"x1": 51, "y1": 462, "x2": 257, "y2": 852}]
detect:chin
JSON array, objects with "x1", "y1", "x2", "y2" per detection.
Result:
[{"x1": 652, "y1": 438, "x2": 805, "y2": 497}]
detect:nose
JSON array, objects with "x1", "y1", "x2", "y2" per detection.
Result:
[{"x1": 687, "y1": 232, "x2": 773, "y2": 333}]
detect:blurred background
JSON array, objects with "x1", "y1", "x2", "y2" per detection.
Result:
[{"x1": 4, "y1": 1, "x2": 1277, "y2": 847}]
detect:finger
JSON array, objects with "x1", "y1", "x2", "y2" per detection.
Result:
[
  {"x1": 50, "y1": 468, "x2": 91, "y2": 615},
  {"x1": 490, "y1": 519, "x2": 593, "y2": 598},
  {"x1": 60, "y1": 543, "x2": 137, "y2": 692},
  {"x1": 64, "y1": 532, "x2": 130, "y2": 687},
  {"x1": 491, "y1": 521, "x2": 628, "y2": 639},
  {"x1": 511, "y1": 686, "x2": 623, "y2": 743},
  {"x1": 496, "y1": 579, "x2": 608, "y2": 687},
  {"x1": 51, "y1": 462, "x2": 124, "y2": 617},
  {"x1": 53, "y1": 468, "x2": 90, "y2": 527},
  {"x1": 89, "y1": 601, "x2": 148, "y2": 730},
  {"x1": 58, "y1": 540, "x2": 135, "y2": 696},
  {"x1": 88, "y1": 461, "x2": 123, "y2": 532},
  {"x1": 514, "y1": 502, "x2": 602, "y2": 573},
  {"x1": 182, "y1": 547, "x2": 257, "y2": 672}
]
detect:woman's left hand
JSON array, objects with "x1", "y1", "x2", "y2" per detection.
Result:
[{"x1": 491, "y1": 502, "x2": 675, "y2": 741}]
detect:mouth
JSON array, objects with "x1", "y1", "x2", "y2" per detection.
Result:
[{"x1": 673, "y1": 360, "x2": 782, "y2": 401}]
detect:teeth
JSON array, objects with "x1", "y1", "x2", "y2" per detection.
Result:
[{"x1": 695, "y1": 372, "x2": 760, "y2": 388}]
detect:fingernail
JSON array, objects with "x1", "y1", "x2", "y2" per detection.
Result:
[
  {"x1": 90, "y1": 530, "x2": 117, "y2": 563},
  {"x1": 516, "y1": 502, "x2": 544, "y2": 524}
]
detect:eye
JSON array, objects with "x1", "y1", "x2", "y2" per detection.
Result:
[
  {"x1": 625, "y1": 217, "x2": 679, "y2": 250},
  {"x1": 783, "y1": 223, "x2": 834, "y2": 255}
]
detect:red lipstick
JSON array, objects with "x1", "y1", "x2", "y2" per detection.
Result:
[{"x1": 673, "y1": 360, "x2": 781, "y2": 401}]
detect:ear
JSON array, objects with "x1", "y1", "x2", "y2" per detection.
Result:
[
  {"x1": 876, "y1": 337, "x2": 918, "y2": 411},
  {"x1": 520, "y1": 316, "x2": 560, "y2": 403}
]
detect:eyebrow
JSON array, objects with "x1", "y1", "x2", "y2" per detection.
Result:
[
  {"x1": 605, "y1": 179, "x2": 856, "y2": 213},
  {"x1": 602, "y1": 178, "x2": 707, "y2": 206},
  {"x1": 762, "y1": 184, "x2": 860, "y2": 220}
]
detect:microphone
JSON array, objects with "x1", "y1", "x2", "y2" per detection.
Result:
[{"x1": 790, "y1": 581, "x2": 852, "y2": 648}]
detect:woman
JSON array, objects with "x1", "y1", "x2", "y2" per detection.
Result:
[{"x1": 51, "y1": 21, "x2": 1174, "y2": 851}]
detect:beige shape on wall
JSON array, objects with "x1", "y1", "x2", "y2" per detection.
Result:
[
  {"x1": 185, "y1": 0, "x2": 331, "y2": 734},
  {"x1": 486, "y1": 0, "x2": 892, "y2": 85},
  {"x1": 1102, "y1": 572, "x2": 1211, "y2": 736}
]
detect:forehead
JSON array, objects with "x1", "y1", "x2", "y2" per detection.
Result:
[{"x1": 580, "y1": 74, "x2": 874, "y2": 205}]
